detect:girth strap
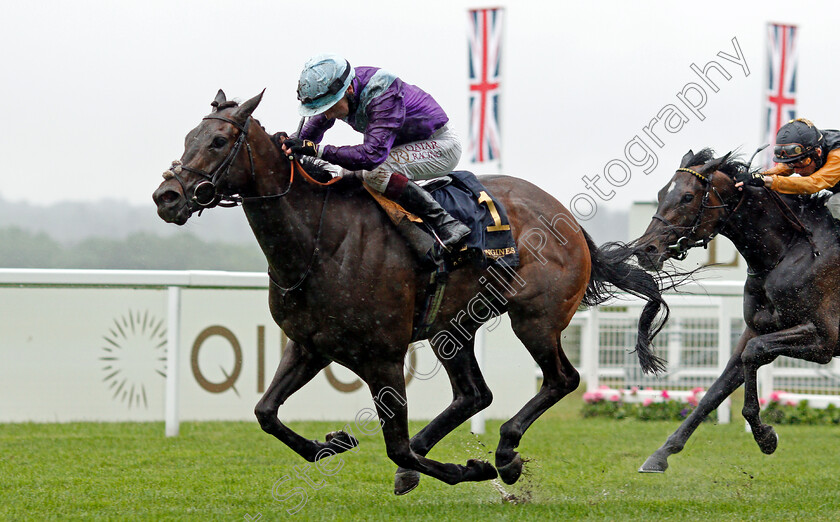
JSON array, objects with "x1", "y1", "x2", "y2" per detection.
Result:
[{"x1": 411, "y1": 265, "x2": 449, "y2": 343}]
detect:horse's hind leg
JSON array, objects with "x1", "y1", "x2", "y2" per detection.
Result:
[
  {"x1": 255, "y1": 340, "x2": 358, "y2": 462},
  {"x1": 640, "y1": 329, "x2": 753, "y2": 472},
  {"x1": 741, "y1": 323, "x2": 832, "y2": 455},
  {"x1": 363, "y1": 361, "x2": 498, "y2": 493},
  {"x1": 495, "y1": 317, "x2": 580, "y2": 485},
  {"x1": 394, "y1": 337, "x2": 493, "y2": 495}
]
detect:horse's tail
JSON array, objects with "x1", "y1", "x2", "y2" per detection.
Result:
[{"x1": 581, "y1": 230, "x2": 668, "y2": 374}]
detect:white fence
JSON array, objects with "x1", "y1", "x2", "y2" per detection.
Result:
[
  {"x1": 564, "y1": 281, "x2": 840, "y2": 422},
  {"x1": 3, "y1": 271, "x2": 839, "y2": 432},
  {"x1": 0, "y1": 269, "x2": 536, "y2": 434}
]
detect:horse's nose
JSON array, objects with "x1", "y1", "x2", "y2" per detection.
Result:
[
  {"x1": 636, "y1": 242, "x2": 664, "y2": 271},
  {"x1": 153, "y1": 181, "x2": 189, "y2": 224},
  {"x1": 153, "y1": 184, "x2": 182, "y2": 207}
]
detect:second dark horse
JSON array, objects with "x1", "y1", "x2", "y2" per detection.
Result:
[{"x1": 636, "y1": 148, "x2": 840, "y2": 473}]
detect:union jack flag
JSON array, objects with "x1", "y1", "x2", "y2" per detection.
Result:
[
  {"x1": 467, "y1": 7, "x2": 503, "y2": 164},
  {"x1": 762, "y1": 23, "x2": 798, "y2": 168}
]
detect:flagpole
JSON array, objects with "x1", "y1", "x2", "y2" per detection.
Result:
[
  {"x1": 497, "y1": 7, "x2": 505, "y2": 174},
  {"x1": 761, "y1": 22, "x2": 770, "y2": 170},
  {"x1": 466, "y1": 6, "x2": 505, "y2": 435},
  {"x1": 762, "y1": 23, "x2": 798, "y2": 170}
]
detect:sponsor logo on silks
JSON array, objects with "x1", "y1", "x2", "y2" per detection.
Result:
[{"x1": 484, "y1": 247, "x2": 517, "y2": 259}]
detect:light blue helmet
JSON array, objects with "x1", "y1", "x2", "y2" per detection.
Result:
[{"x1": 296, "y1": 53, "x2": 355, "y2": 117}]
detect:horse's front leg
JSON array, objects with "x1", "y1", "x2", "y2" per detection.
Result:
[
  {"x1": 639, "y1": 329, "x2": 754, "y2": 472},
  {"x1": 364, "y1": 361, "x2": 497, "y2": 494},
  {"x1": 255, "y1": 339, "x2": 358, "y2": 462},
  {"x1": 741, "y1": 323, "x2": 832, "y2": 455},
  {"x1": 393, "y1": 337, "x2": 493, "y2": 495}
]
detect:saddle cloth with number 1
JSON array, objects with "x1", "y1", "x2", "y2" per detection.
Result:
[{"x1": 365, "y1": 171, "x2": 519, "y2": 269}]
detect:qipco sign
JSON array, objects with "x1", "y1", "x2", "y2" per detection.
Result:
[{"x1": 190, "y1": 325, "x2": 418, "y2": 395}]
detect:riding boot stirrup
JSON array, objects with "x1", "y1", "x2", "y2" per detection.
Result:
[{"x1": 395, "y1": 181, "x2": 470, "y2": 251}]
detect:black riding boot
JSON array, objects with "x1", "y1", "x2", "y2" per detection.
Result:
[{"x1": 396, "y1": 181, "x2": 471, "y2": 250}]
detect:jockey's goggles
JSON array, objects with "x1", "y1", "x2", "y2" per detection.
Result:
[
  {"x1": 297, "y1": 61, "x2": 352, "y2": 105},
  {"x1": 773, "y1": 142, "x2": 812, "y2": 163}
]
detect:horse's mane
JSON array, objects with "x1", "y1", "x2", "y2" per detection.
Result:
[{"x1": 685, "y1": 147, "x2": 749, "y2": 179}]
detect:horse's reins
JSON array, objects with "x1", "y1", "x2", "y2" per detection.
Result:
[
  {"x1": 262, "y1": 154, "x2": 344, "y2": 299},
  {"x1": 743, "y1": 193, "x2": 819, "y2": 277},
  {"x1": 762, "y1": 189, "x2": 820, "y2": 259},
  {"x1": 267, "y1": 186, "x2": 331, "y2": 299}
]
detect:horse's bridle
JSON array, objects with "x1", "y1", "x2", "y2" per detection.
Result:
[
  {"x1": 166, "y1": 115, "x2": 343, "y2": 209},
  {"x1": 167, "y1": 115, "x2": 256, "y2": 208},
  {"x1": 164, "y1": 113, "x2": 347, "y2": 299},
  {"x1": 652, "y1": 167, "x2": 745, "y2": 260}
]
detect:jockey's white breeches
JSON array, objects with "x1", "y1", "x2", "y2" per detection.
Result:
[{"x1": 342, "y1": 125, "x2": 461, "y2": 194}]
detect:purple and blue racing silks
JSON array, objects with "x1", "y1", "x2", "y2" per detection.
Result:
[{"x1": 299, "y1": 66, "x2": 449, "y2": 171}]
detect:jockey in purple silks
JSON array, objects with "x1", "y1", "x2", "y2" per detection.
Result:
[{"x1": 281, "y1": 53, "x2": 470, "y2": 251}]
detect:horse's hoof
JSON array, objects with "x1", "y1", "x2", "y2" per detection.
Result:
[
  {"x1": 638, "y1": 453, "x2": 668, "y2": 473},
  {"x1": 755, "y1": 425, "x2": 778, "y2": 455},
  {"x1": 463, "y1": 459, "x2": 498, "y2": 482},
  {"x1": 394, "y1": 468, "x2": 421, "y2": 496},
  {"x1": 497, "y1": 452, "x2": 523, "y2": 485},
  {"x1": 323, "y1": 430, "x2": 359, "y2": 454}
]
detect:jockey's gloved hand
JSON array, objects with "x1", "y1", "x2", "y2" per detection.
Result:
[
  {"x1": 283, "y1": 138, "x2": 320, "y2": 159},
  {"x1": 271, "y1": 132, "x2": 289, "y2": 149},
  {"x1": 735, "y1": 170, "x2": 766, "y2": 187}
]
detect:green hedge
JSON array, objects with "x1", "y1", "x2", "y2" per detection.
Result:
[
  {"x1": 763, "y1": 400, "x2": 840, "y2": 425},
  {"x1": 581, "y1": 397, "x2": 704, "y2": 422},
  {"x1": 582, "y1": 394, "x2": 840, "y2": 425}
]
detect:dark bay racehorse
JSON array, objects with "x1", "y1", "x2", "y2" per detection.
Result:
[
  {"x1": 153, "y1": 90, "x2": 671, "y2": 493},
  {"x1": 634, "y1": 148, "x2": 840, "y2": 473}
]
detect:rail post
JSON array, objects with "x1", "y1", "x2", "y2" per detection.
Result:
[{"x1": 165, "y1": 286, "x2": 181, "y2": 437}]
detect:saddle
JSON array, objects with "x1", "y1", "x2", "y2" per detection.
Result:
[
  {"x1": 365, "y1": 171, "x2": 519, "y2": 342},
  {"x1": 365, "y1": 171, "x2": 519, "y2": 271}
]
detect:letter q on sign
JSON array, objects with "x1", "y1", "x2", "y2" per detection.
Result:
[{"x1": 191, "y1": 326, "x2": 242, "y2": 393}]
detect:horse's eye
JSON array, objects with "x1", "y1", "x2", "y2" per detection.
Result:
[
  {"x1": 210, "y1": 136, "x2": 228, "y2": 149},
  {"x1": 682, "y1": 193, "x2": 694, "y2": 203}
]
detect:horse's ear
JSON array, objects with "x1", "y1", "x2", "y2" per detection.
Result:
[
  {"x1": 700, "y1": 151, "x2": 733, "y2": 174},
  {"x1": 679, "y1": 150, "x2": 694, "y2": 168},
  {"x1": 211, "y1": 89, "x2": 227, "y2": 111},
  {"x1": 235, "y1": 89, "x2": 265, "y2": 121}
]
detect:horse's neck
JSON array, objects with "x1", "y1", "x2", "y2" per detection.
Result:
[
  {"x1": 237, "y1": 132, "x2": 416, "y2": 289},
  {"x1": 243, "y1": 193, "x2": 325, "y2": 271},
  {"x1": 721, "y1": 191, "x2": 801, "y2": 272},
  {"x1": 240, "y1": 141, "x2": 327, "y2": 279}
]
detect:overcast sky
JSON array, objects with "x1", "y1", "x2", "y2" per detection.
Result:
[{"x1": 2, "y1": 0, "x2": 838, "y2": 221}]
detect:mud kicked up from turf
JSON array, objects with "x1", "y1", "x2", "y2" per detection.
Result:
[{"x1": 468, "y1": 432, "x2": 534, "y2": 504}]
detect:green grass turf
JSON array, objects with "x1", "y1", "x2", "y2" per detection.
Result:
[{"x1": 2, "y1": 388, "x2": 840, "y2": 521}]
